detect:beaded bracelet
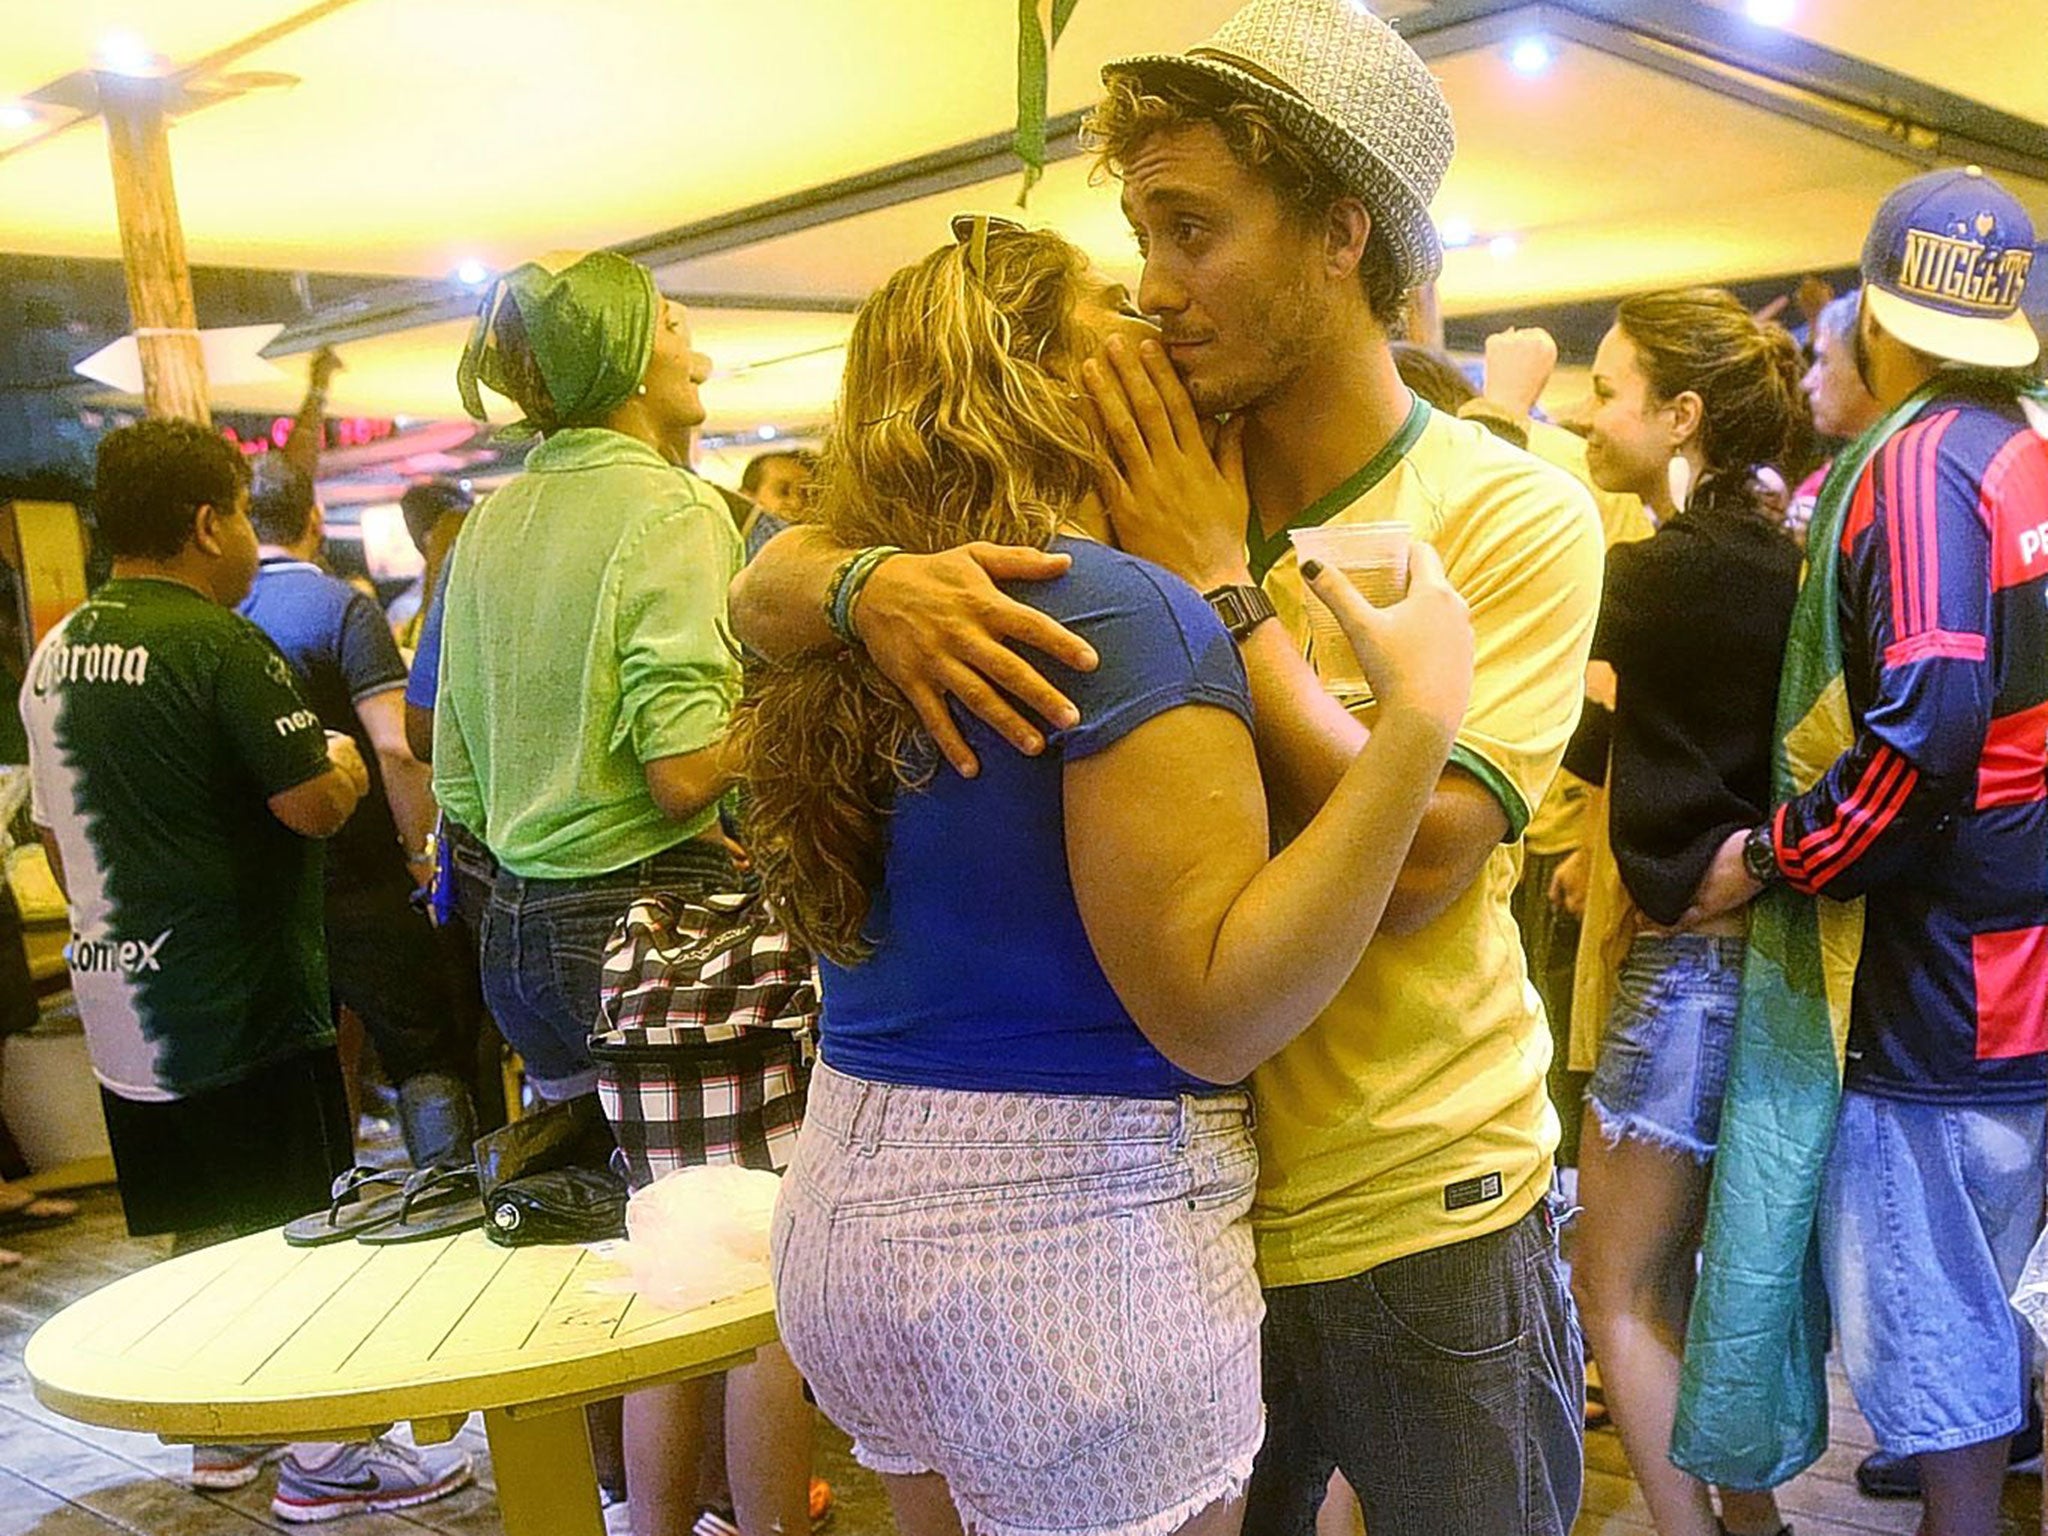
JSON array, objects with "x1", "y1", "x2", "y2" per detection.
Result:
[
  {"x1": 833, "y1": 546, "x2": 902, "y2": 644},
  {"x1": 824, "y1": 545, "x2": 903, "y2": 646}
]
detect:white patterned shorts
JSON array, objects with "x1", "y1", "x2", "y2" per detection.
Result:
[{"x1": 771, "y1": 1063, "x2": 1265, "y2": 1536}]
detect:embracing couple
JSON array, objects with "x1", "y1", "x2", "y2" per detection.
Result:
[{"x1": 733, "y1": 3, "x2": 1603, "y2": 1534}]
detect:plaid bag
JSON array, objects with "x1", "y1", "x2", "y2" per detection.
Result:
[{"x1": 593, "y1": 888, "x2": 818, "y2": 1188}]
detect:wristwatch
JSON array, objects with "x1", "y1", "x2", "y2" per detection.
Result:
[
  {"x1": 1741, "y1": 822, "x2": 1783, "y2": 887},
  {"x1": 1202, "y1": 583, "x2": 1276, "y2": 643}
]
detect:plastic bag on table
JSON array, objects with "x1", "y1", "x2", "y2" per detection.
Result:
[
  {"x1": 605, "y1": 1165, "x2": 783, "y2": 1313},
  {"x1": 2013, "y1": 1225, "x2": 2048, "y2": 1351}
]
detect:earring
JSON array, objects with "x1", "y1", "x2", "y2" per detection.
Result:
[{"x1": 1667, "y1": 454, "x2": 1693, "y2": 515}]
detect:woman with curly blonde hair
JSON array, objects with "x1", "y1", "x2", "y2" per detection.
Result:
[{"x1": 741, "y1": 220, "x2": 1474, "y2": 1536}]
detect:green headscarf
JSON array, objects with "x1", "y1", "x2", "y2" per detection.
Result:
[{"x1": 456, "y1": 252, "x2": 659, "y2": 438}]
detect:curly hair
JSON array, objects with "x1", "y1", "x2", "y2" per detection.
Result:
[
  {"x1": 729, "y1": 228, "x2": 1103, "y2": 964},
  {"x1": 1615, "y1": 288, "x2": 1811, "y2": 513},
  {"x1": 1086, "y1": 68, "x2": 1408, "y2": 330},
  {"x1": 94, "y1": 418, "x2": 252, "y2": 560}
]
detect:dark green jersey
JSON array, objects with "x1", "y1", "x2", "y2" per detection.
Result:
[{"x1": 21, "y1": 577, "x2": 334, "y2": 1099}]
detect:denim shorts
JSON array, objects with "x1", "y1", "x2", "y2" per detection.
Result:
[
  {"x1": 1585, "y1": 933, "x2": 1745, "y2": 1162},
  {"x1": 1820, "y1": 1089, "x2": 2047, "y2": 1456},
  {"x1": 772, "y1": 1063, "x2": 1265, "y2": 1536},
  {"x1": 477, "y1": 841, "x2": 735, "y2": 1100}
]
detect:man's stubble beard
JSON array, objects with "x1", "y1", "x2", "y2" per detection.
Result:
[{"x1": 1184, "y1": 268, "x2": 1327, "y2": 419}]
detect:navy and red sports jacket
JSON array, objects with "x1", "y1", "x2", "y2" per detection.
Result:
[{"x1": 1772, "y1": 382, "x2": 2048, "y2": 1104}]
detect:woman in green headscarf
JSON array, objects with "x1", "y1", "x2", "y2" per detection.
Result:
[{"x1": 436, "y1": 253, "x2": 812, "y2": 1536}]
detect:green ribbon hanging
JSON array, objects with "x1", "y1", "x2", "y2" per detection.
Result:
[{"x1": 1014, "y1": 0, "x2": 1080, "y2": 204}]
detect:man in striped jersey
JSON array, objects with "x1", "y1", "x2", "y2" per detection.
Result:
[{"x1": 1691, "y1": 166, "x2": 2046, "y2": 1536}]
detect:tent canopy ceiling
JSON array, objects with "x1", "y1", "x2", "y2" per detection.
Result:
[{"x1": 3, "y1": 0, "x2": 2043, "y2": 432}]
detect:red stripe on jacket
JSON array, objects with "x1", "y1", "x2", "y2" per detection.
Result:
[{"x1": 1778, "y1": 745, "x2": 1920, "y2": 892}]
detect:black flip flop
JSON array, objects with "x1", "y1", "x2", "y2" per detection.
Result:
[
  {"x1": 356, "y1": 1164, "x2": 487, "y2": 1246},
  {"x1": 283, "y1": 1167, "x2": 409, "y2": 1247}
]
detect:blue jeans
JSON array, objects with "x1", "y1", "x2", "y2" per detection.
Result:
[
  {"x1": 1243, "y1": 1196, "x2": 1585, "y2": 1536},
  {"x1": 477, "y1": 841, "x2": 735, "y2": 1100},
  {"x1": 1820, "y1": 1089, "x2": 2046, "y2": 1455}
]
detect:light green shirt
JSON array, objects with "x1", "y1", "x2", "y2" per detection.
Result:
[{"x1": 433, "y1": 429, "x2": 741, "y2": 879}]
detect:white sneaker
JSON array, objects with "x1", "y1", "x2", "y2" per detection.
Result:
[{"x1": 271, "y1": 1437, "x2": 473, "y2": 1523}]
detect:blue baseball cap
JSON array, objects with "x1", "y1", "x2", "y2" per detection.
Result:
[{"x1": 1861, "y1": 166, "x2": 2038, "y2": 369}]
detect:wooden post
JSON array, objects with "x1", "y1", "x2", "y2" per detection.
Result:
[{"x1": 96, "y1": 73, "x2": 210, "y2": 425}]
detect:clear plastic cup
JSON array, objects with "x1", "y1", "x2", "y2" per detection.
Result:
[{"x1": 1288, "y1": 523, "x2": 1412, "y2": 695}]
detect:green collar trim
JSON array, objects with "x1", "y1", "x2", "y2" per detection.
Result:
[
  {"x1": 1448, "y1": 743, "x2": 1530, "y2": 843},
  {"x1": 1247, "y1": 392, "x2": 1431, "y2": 584},
  {"x1": 525, "y1": 427, "x2": 674, "y2": 475}
]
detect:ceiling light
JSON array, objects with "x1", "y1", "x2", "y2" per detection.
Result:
[
  {"x1": 1746, "y1": 0, "x2": 1795, "y2": 23},
  {"x1": 96, "y1": 32, "x2": 158, "y2": 77},
  {"x1": 455, "y1": 260, "x2": 491, "y2": 287},
  {"x1": 0, "y1": 104, "x2": 33, "y2": 130},
  {"x1": 1439, "y1": 218, "x2": 1475, "y2": 249},
  {"x1": 756, "y1": 425, "x2": 778, "y2": 441},
  {"x1": 1509, "y1": 37, "x2": 1553, "y2": 75},
  {"x1": 1489, "y1": 234, "x2": 1520, "y2": 261}
]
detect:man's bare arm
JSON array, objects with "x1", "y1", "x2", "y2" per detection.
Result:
[
  {"x1": 405, "y1": 701, "x2": 435, "y2": 764},
  {"x1": 730, "y1": 528, "x2": 1099, "y2": 777},
  {"x1": 355, "y1": 688, "x2": 435, "y2": 869},
  {"x1": 726, "y1": 525, "x2": 854, "y2": 659},
  {"x1": 280, "y1": 347, "x2": 341, "y2": 480}
]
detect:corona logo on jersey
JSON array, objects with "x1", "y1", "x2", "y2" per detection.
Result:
[
  {"x1": 1862, "y1": 165, "x2": 2040, "y2": 371},
  {"x1": 30, "y1": 639, "x2": 151, "y2": 695}
]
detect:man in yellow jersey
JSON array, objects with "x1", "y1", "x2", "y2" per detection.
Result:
[{"x1": 730, "y1": 4, "x2": 1600, "y2": 1531}]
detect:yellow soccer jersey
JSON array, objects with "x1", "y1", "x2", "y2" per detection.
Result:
[
  {"x1": 1500, "y1": 414, "x2": 1655, "y2": 856},
  {"x1": 1249, "y1": 398, "x2": 1604, "y2": 1285}
]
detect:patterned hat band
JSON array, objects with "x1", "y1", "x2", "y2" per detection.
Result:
[{"x1": 1189, "y1": 47, "x2": 1300, "y2": 97}]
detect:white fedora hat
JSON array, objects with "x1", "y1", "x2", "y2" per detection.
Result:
[{"x1": 1106, "y1": 0, "x2": 1455, "y2": 288}]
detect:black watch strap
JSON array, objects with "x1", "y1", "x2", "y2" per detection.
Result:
[
  {"x1": 1202, "y1": 583, "x2": 1276, "y2": 643},
  {"x1": 1742, "y1": 822, "x2": 1783, "y2": 886}
]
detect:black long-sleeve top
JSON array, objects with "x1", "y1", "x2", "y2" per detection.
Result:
[{"x1": 1561, "y1": 496, "x2": 1801, "y2": 925}]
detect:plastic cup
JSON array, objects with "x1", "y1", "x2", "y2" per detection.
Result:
[{"x1": 1288, "y1": 522, "x2": 1411, "y2": 695}]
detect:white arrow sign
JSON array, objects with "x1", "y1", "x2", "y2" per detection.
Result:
[{"x1": 73, "y1": 322, "x2": 287, "y2": 394}]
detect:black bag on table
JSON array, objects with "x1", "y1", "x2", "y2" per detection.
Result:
[{"x1": 477, "y1": 1097, "x2": 629, "y2": 1247}]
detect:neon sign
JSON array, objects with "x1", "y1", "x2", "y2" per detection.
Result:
[{"x1": 219, "y1": 416, "x2": 397, "y2": 457}]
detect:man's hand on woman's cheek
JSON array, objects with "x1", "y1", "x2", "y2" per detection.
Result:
[{"x1": 1084, "y1": 336, "x2": 1253, "y2": 592}]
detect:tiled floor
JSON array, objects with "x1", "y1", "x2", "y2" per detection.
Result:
[{"x1": 0, "y1": 1185, "x2": 2038, "y2": 1536}]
